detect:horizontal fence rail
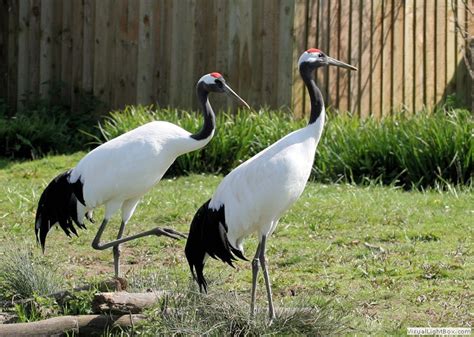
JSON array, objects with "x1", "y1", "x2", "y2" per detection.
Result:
[{"x1": 0, "y1": 0, "x2": 472, "y2": 117}]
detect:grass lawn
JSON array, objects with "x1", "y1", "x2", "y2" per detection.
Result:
[{"x1": 0, "y1": 153, "x2": 472, "y2": 335}]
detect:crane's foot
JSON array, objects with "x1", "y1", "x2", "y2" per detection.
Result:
[
  {"x1": 152, "y1": 227, "x2": 187, "y2": 240},
  {"x1": 268, "y1": 314, "x2": 276, "y2": 326},
  {"x1": 86, "y1": 212, "x2": 95, "y2": 223}
]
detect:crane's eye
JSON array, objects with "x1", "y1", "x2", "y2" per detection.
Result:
[{"x1": 215, "y1": 79, "x2": 224, "y2": 88}]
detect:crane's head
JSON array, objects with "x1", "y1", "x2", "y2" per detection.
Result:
[
  {"x1": 198, "y1": 72, "x2": 250, "y2": 109},
  {"x1": 298, "y1": 48, "x2": 358, "y2": 72}
]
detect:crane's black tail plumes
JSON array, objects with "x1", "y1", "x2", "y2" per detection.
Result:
[
  {"x1": 35, "y1": 170, "x2": 86, "y2": 251},
  {"x1": 185, "y1": 200, "x2": 247, "y2": 293}
]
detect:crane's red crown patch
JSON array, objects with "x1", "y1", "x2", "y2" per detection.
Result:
[
  {"x1": 210, "y1": 72, "x2": 223, "y2": 78},
  {"x1": 306, "y1": 48, "x2": 321, "y2": 54}
]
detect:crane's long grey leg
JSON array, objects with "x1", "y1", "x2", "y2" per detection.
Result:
[
  {"x1": 259, "y1": 235, "x2": 275, "y2": 322},
  {"x1": 92, "y1": 225, "x2": 186, "y2": 252},
  {"x1": 113, "y1": 221, "x2": 126, "y2": 278},
  {"x1": 250, "y1": 241, "x2": 262, "y2": 318},
  {"x1": 92, "y1": 218, "x2": 186, "y2": 278}
]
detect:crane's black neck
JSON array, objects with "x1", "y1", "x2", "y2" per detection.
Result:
[
  {"x1": 300, "y1": 63, "x2": 324, "y2": 125},
  {"x1": 191, "y1": 82, "x2": 216, "y2": 141}
]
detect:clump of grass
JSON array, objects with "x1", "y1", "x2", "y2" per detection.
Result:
[
  {"x1": 139, "y1": 289, "x2": 348, "y2": 336},
  {"x1": 0, "y1": 247, "x2": 64, "y2": 300},
  {"x1": 125, "y1": 268, "x2": 348, "y2": 335}
]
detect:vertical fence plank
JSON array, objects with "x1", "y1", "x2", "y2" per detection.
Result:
[
  {"x1": 261, "y1": 0, "x2": 278, "y2": 107},
  {"x1": 28, "y1": 0, "x2": 40, "y2": 98},
  {"x1": 226, "y1": 0, "x2": 242, "y2": 110},
  {"x1": 446, "y1": 0, "x2": 456, "y2": 93},
  {"x1": 93, "y1": 0, "x2": 110, "y2": 105},
  {"x1": 349, "y1": 0, "x2": 360, "y2": 115},
  {"x1": 60, "y1": 0, "x2": 72, "y2": 104},
  {"x1": 191, "y1": 0, "x2": 213, "y2": 109},
  {"x1": 404, "y1": 0, "x2": 415, "y2": 113},
  {"x1": 17, "y1": 0, "x2": 29, "y2": 106},
  {"x1": 326, "y1": 1, "x2": 340, "y2": 108},
  {"x1": 82, "y1": 0, "x2": 95, "y2": 92},
  {"x1": 455, "y1": 0, "x2": 466, "y2": 101},
  {"x1": 338, "y1": 0, "x2": 351, "y2": 112},
  {"x1": 124, "y1": 0, "x2": 140, "y2": 108},
  {"x1": 39, "y1": 0, "x2": 53, "y2": 98},
  {"x1": 0, "y1": 0, "x2": 10, "y2": 101},
  {"x1": 435, "y1": 0, "x2": 446, "y2": 105},
  {"x1": 391, "y1": 0, "x2": 404, "y2": 113},
  {"x1": 237, "y1": 0, "x2": 253, "y2": 109},
  {"x1": 359, "y1": 0, "x2": 372, "y2": 117},
  {"x1": 157, "y1": 0, "x2": 172, "y2": 107},
  {"x1": 413, "y1": 0, "x2": 424, "y2": 112},
  {"x1": 292, "y1": 0, "x2": 308, "y2": 117},
  {"x1": 424, "y1": 0, "x2": 436, "y2": 108},
  {"x1": 381, "y1": 0, "x2": 392, "y2": 116},
  {"x1": 277, "y1": 0, "x2": 294, "y2": 109},
  {"x1": 71, "y1": 0, "x2": 84, "y2": 110},
  {"x1": 110, "y1": 0, "x2": 125, "y2": 109},
  {"x1": 7, "y1": 0, "x2": 19, "y2": 111},
  {"x1": 136, "y1": 0, "x2": 155, "y2": 105},
  {"x1": 169, "y1": 0, "x2": 195, "y2": 108},
  {"x1": 371, "y1": 0, "x2": 383, "y2": 117}
]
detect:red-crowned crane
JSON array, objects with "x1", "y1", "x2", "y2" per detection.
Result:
[
  {"x1": 185, "y1": 49, "x2": 357, "y2": 321},
  {"x1": 35, "y1": 72, "x2": 249, "y2": 278}
]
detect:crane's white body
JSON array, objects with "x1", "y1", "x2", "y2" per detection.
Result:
[
  {"x1": 70, "y1": 121, "x2": 213, "y2": 221},
  {"x1": 209, "y1": 109, "x2": 325, "y2": 251}
]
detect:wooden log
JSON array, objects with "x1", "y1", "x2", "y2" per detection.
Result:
[
  {"x1": 92, "y1": 291, "x2": 168, "y2": 314},
  {"x1": 0, "y1": 314, "x2": 145, "y2": 337}
]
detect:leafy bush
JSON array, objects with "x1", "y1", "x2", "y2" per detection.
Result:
[
  {"x1": 316, "y1": 109, "x2": 473, "y2": 188},
  {"x1": 97, "y1": 105, "x2": 472, "y2": 189},
  {"x1": 0, "y1": 86, "x2": 102, "y2": 159}
]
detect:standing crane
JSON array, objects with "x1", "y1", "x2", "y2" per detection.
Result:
[
  {"x1": 35, "y1": 72, "x2": 249, "y2": 278},
  {"x1": 185, "y1": 49, "x2": 357, "y2": 321}
]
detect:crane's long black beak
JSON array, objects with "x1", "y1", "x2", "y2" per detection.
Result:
[
  {"x1": 327, "y1": 56, "x2": 358, "y2": 71},
  {"x1": 223, "y1": 83, "x2": 250, "y2": 109}
]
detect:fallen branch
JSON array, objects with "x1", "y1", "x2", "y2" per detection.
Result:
[
  {"x1": 0, "y1": 314, "x2": 145, "y2": 337},
  {"x1": 92, "y1": 291, "x2": 168, "y2": 314}
]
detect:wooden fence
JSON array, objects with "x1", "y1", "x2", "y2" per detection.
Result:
[{"x1": 1, "y1": 0, "x2": 472, "y2": 117}]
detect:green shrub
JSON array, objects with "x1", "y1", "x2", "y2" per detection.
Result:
[
  {"x1": 0, "y1": 87, "x2": 102, "y2": 159},
  {"x1": 316, "y1": 109, "x2": 473, "y2": 188}
]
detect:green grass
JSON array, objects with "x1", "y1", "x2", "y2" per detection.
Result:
[{"x1": 0, "y1": 154, "x2": 472, "y2": 335}]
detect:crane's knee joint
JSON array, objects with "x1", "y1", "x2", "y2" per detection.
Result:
[
  {"x1": 91, "y1": 241, "x2": 105, "y2": 251},
  {"x1": 252, "y1": 258, "x2": 259, "y2": 270}
]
